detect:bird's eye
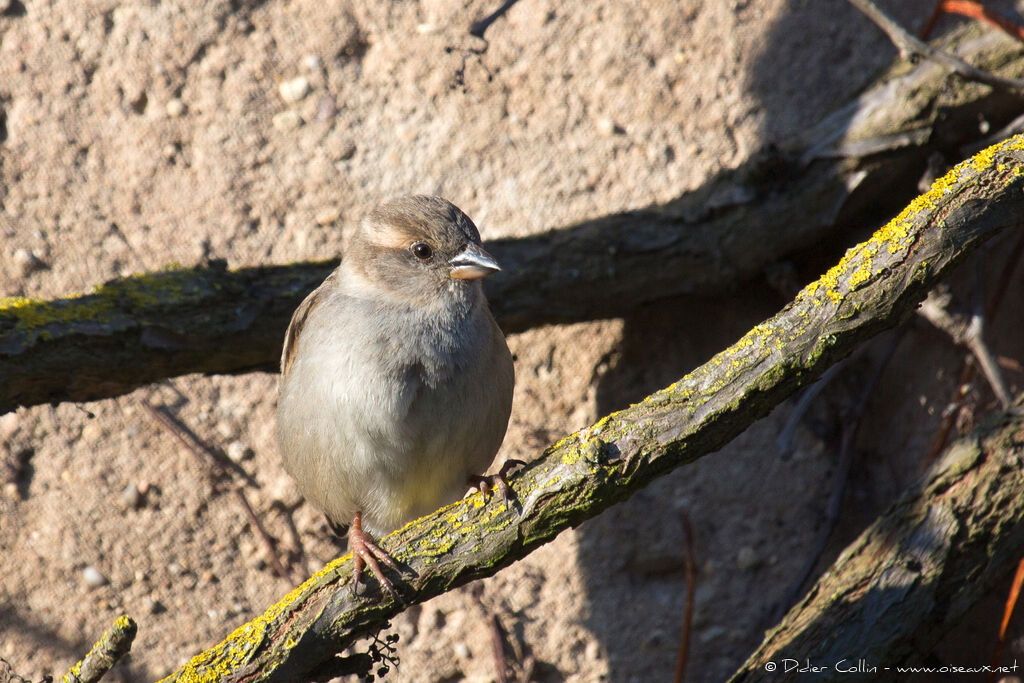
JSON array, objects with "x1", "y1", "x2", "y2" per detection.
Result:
[{"x1": 411, "y1": 242, "x2": 433, "y2": 260}]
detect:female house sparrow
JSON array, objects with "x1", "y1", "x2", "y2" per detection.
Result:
[{"x1": 276, "y1": 196, "x2": 515, "y2": 597}]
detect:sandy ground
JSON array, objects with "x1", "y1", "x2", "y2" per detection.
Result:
[{"x1": 2, "y1": 1, "x2": 1024, "y2": 681}]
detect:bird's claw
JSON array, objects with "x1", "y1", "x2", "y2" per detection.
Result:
[
  {"x1": 347, "y1": 514, "x2": 402, "y2": 602},
  {"x1": 470, "y1": 458, "x2": 526, "y2": 511}
]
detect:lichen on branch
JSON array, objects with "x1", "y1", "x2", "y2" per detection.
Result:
[{"x1": 161, "y1": 135, "x2": 1024, "y2": 682}]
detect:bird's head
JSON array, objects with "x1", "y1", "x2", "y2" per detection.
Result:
[{"x1": 346, "y1": 195, "x2": 501, "y2": 308}]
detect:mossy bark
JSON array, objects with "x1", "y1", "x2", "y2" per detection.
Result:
[
  {"x1": 159, "y1": 137, "x2": 1024, "y2": 682},
  {"x1": 3, "y1": 25, "x2": 1024, "y2": 414},
  {"x1": 729, "y1": 409, "x2": 1024, "y2": 681}
]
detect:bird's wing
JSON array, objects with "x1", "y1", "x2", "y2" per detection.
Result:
[{"x1": 280, "y1": 270, "x2": 340, "y2": 377}]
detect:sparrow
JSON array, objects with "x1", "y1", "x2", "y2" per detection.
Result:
[{"x1": 276, "y1": 195, "x2": 516, "y2": 597}]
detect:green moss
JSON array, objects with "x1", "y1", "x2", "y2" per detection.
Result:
[{"x1": 1, "y1": 264, "x2": 210, "y2": 351}]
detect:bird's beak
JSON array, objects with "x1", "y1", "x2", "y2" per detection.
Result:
[{"x1": 449, "y1": 243, "x2": 501, "y2": 280}]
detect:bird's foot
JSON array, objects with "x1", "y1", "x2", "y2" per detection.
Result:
[
  {"x1": 469, "y1": 458, "x2": 526, "y2": 511},
  {"x1": 347, "y1": 512, "x2": 401, "y2": 601}
]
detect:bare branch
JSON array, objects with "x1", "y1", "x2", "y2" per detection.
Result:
[
  {"x1": 63, "y1": 616, "x2": 137, "y2": 683},
  {"x1": 729, "y1": 398, "x2": 1024, "y2": 680},
  {"x1": 5, "y1": 22, "x2": 1024, "y2": 414},
  {"x1": 847, "y1": 0, "x2": 1024, "y2": 93},
  {"x1": 159, "y1": 136, "x2": 1024, "y2": 682}
]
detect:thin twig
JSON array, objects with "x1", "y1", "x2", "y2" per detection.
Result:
[
  {"x1": 988, "y1": 557, "x2": 1024, "y2": 682},
  {"x1": 775, "y1": 331, "x2": 904, "y2": 619},
  {"x1": 925, "y1": 231, "x2": 1024, "y2": 461},
  {"x1": 920, "y1": 1, "x2": 1024, "y2": 43},
  {"x1": 142, "y1": 400, "x2": 294, "y2": 583},
  {"x1": 777, "y1": 359, "x2": 848, "y2": 455},
  {"x1": 918, "y1": 287, "x2": 1012, "y2": 409},
  {"x1": 141, "y1": 400, "x2": 256, "y2": 486},
  {"x1": 470, "y1": 585, "x2": 510, "y2": 683},
  {"x1": 63, "y1": 616, "x2": 136, "y2": 683},
  {"x1": 673, "y1": 512, "x2": 697, "y2": 683},
  {"x1": 487, "y1": 614, "x2": 510, "y2": 683},
  {"x1": 964, "y1": 313, "x2": 1012, "y2": 409},
  {"x1": 847, "y1": 0, "x2": 1024, "y2": 94}
]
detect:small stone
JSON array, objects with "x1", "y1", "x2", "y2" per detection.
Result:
[
  {"x1": 453, "y1": 642, "x2": 470, "y2": 659},
  {"x1": 272, "y1": 110, "x2": 303, "y2": 132},
  {"x1": 303, "y1": 55, "x2": 322, "y2": 71},
  {"x1": 278, "y1": 76, "x2": 310, "y2": 104},
  {"x1": 316, "y1": 94, "x2": 337, "y2": 122},
  {"x1": 596, "y1": 117, "x2": 623, "y2": 137},
  {"x1": 121, "y1": 483, "x2": 142, "y2": 509},
  {"x1": 416, "y1": 23, "x2": 438, "y2": 34},
  {"x1": 168, "y1": 562, "x2": 185, "y2": 576},
  {"x1": 736, "y1": 546, "x2": 760, "y2": 571},
  {"x1": 336, "y1": 140, "x2": 356, "y2": 160},
  {"x1": 13, "y1": 248, "x2": 47, "y2": 277},
  {"x1": 584, "y1": 640, "x2": 601, "y2": 661},
  {"x1": 165, "y1": 98, "x2": 185, "y2": 117},
  {"x1": 82, "y1": 566, "x2": 109, "y2": 588},
  {"x1": 315, "y1": 207, "x2": 340, "y2": 226},
  {"x1": 226, "y1": 441, "x2": 253, "y2": 463}
]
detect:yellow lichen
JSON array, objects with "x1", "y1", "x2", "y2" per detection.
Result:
[
  {"x1": 795, "y1": 134, "x2": 1024, "y2": 308},
  {"x1": 164, "y1": 559, "x2": 350, "y2": 682}
]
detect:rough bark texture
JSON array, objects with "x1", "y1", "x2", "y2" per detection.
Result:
[
  {"x1": 157, "y1": 136, "x2": 1024, "y2": 682},
  {"x1": 3, "y1": 25, "x2": 1024, "y2": 414},
  {"x1": 729, "y1": 408, "x2": 1024, "y2": 681},
  {"x1": 62, "y1": 615, "x2": 137, "y2": 683}
]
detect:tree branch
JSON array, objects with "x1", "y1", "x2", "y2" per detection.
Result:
[
  {"x1": 63, "y1": 615, "x2": 137, "y2": 683},
  {"x1": 4, "y1": 23, "x2": 1024, "y2": 414},
  {"x1": 158, "y1": 136, "x2": 1024, "y2": 682},
  {"x1": 847, "y1": 0, "x2": 1024, "y2": 93},
  {"x1": 729, "y1": 402, "x2": 1024, "y2": 680}
]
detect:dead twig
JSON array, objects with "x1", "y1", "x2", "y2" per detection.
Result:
[
  {"x1": 486, "y1": 614, "x2": 510, "y2": 683},
  {"x1": 673, "y1": 512, "x2": 697, "y2": 683},
  {"x1": 470, "y1": 585, "x2": 511, "y2": 683},
  {"x1": 918, "y1": 286, "x2": 1012, "y2": 409},
  {"x1": 924, "y1": 230, "x2": 1024, "y2": 461},
  {"x1": 63, "y1": 616, "x2": 136, "y2": 683},
  {"x1": 142, "y1": 400, "x2": 294, "y2": 583},
  {"x1": 776, "y1": 358, "x2": 848, "y2": 455},
  {"x1": 140, "y1": 399, "x2": 255, "y2": 486},
  {"x1": 847, "y1": 0, "x2": 1024, "y2": 94}
]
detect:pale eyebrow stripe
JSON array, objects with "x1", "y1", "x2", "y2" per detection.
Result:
[{"x1": 365, "y1": 222, "x2": 414, "y2": 250}]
